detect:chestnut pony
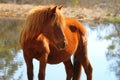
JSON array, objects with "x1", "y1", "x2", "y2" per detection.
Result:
[{"x1": 20, "y1": 5, "x2": 92, "y2": 80}]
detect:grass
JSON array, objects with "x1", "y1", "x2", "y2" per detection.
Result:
[
  {"x1": 105, "y1": 14, "x2": 120, "y2": 23},
  {"x1": 0, "y1": 3, "x2": 120, "y2": 23}
]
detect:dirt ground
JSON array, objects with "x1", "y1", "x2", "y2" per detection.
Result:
[{"x1": 0, "y1": 3, "x2": 118, "y2": 22}]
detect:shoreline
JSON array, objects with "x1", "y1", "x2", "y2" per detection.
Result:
[{"x1": 0, "y1": 3, "x2": 120, "y2": 23}]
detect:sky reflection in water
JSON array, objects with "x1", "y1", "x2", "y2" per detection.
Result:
[{"x1": 13, "y1": 23, "x2": 118, "y2": 80}]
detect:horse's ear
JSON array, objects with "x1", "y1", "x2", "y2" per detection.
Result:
[
  {"x1": 51, "y1": 6, "x2": 57, "y2": 14},
  {"x1": 58, "y1": 5, "x2": 63, "y2": 10}
]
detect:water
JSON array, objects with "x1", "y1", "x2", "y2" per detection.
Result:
[{"x1": 0, "y1": 18, "x2": 120, "y2": 80}]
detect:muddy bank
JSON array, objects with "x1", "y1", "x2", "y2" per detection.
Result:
[{"x1": 0, "y1": 3, "x2": 119, "y2": 23}]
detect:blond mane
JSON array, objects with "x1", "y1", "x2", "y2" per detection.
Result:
[{"x1": 20, "y1": 5, "x2": 65, "y2": 47}]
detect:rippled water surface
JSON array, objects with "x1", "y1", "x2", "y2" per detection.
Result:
[{"x1": 0, "y1": 18, "x2": 120, "y2": 80}]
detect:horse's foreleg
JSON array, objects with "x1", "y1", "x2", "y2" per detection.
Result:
[
  {"x1": 63, "y1": 59, "x2": 73, "y2": 80},
  {"x1": 37, "y1": 35, "x2": 50, "y2": 80},
  {"x1": 38, "y1": 53, "x2": 48, "y2": 80},
  {"x1": 38, "y1": 61, "x2": 46, "y2": 80},
  {"x1": 23, "y1": 53, "x2": 33, "y2": 80}
]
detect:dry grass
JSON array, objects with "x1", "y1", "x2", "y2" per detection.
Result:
[
  {"x1": 0, "y1": 3, "x2": 116, "y2": 22},
  {"x1": 62, "y1": 7, "x2": 108, "y2": 22},
  {"x1": 0, "y1": 3, "x2": 34, "y2": 18}
]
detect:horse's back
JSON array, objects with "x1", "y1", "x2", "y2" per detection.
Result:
[
  {"x1": 65, "y1": 17, "x2": 87, "y2": 36},
  {"x1": 65, "y1": 17, "x2": 87, "y2": 45}
]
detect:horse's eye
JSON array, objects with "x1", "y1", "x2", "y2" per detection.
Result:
[
  {"x1": 54, "y1": 23, "x2": 59, "y2": 27},
  {"x1": 54, "y1": 23, "x2": 57, "y2": 26}
]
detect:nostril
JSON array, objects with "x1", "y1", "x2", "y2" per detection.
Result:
[
  {"x1": 57, "y1": 41, "x2": 67, "y2": 50},
  {"x1": 61, "y1": 41, "x2": 66, "y2": 48}
]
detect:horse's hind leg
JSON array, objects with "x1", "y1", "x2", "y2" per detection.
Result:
[
  {"x1": 23, "y1": 51, "x2": 33, "y2": 80},
  {"x1": 81, "y1": 55, "x2": 92, "y2": 80},
  {"x1": 73, "y1": 42, "x2": 92, "y2": 80},
  {"x1": 73, "y1": 56, "x2": 82, "y2": 80},
  {"x1": 73, "y1": 48, "x2": 82, "y2": 80},
  {"x1": 63, "y1": 59, "x2": 73, "y2": 80},
  {"x1": 80, "y1": 45, "x2": 93, "y2": 80}
]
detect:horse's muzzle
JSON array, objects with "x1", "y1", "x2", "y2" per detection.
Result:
[{"x1": 57, "y1": 41, "x2": 67, "y2": 50}]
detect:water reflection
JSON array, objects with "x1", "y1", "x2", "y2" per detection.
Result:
[
  {"x1": 104, "y1": 23, "x2": 120, "y2": 80},
  {"x1": 0, "y1": 17, "x2": 120, "y2": 80},
  {"x1": 85, "y1": 23, "x2": 120, "y2": 80},
  {"x1": 0, "y1": 18, "x2": 23, "y2": 80}
]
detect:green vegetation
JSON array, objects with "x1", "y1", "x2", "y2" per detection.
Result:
[
  {"x1": 0, "y1": 17, "x2": 24, "y2": 79},
  {"x1": 71, "y1": 0, "x2": 79, "y2": 6},
  {"x1": 106, "y1": 14, "x2": 120, "y2": 23}
]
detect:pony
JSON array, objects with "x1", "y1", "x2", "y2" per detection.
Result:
[{"x1": 20, "y1": 5, "x2": 92, "y2": 80}]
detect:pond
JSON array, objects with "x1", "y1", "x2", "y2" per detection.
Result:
[{"x1": 0, "y1": 18, "x2": 120, "y2": 80}]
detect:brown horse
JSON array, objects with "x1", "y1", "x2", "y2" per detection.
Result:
[{"x1": 20, "y1": 5, "x2": 92, "y2": 80}]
